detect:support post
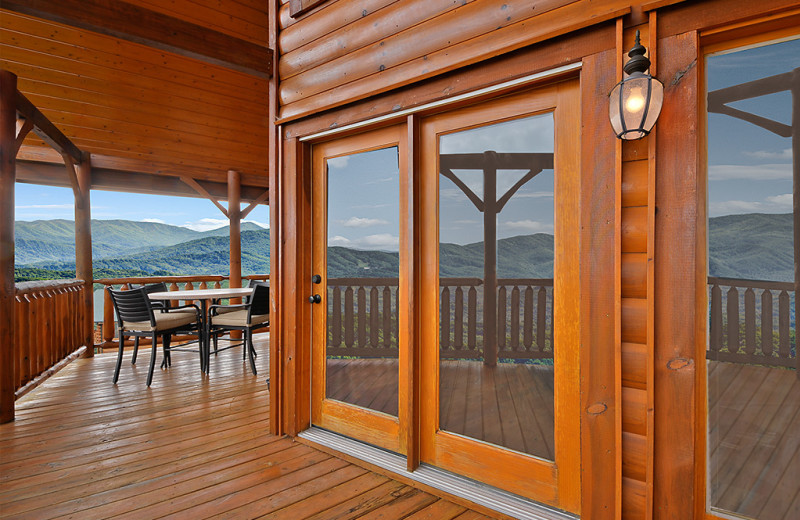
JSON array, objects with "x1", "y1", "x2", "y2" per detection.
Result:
[
  {"x1": 1, "y1": 70, "x2": 18, "y2": 423},
  {"x1": 228, "y1": 169, "x2": 242, "y2": 291},
  {"x1": 483, "y1": 151, "x2": 498, "y2": 367},
  {"x1": 75, "y1": 154, "x2": 94, "y2": 356}
]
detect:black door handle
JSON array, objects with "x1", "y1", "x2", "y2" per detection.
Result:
[
  {"x1": 309, "y1": 294, "x2": 321, "y2": 304},
  {"x1": 311, "y1": 274, "x2": 322, "y2": 284}
]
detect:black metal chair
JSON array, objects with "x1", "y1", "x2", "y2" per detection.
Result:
[
  {"x1": 208, "y1": 282, "x2": 269, "y2": 375},
  {"x1": 107, "y1": 287, "x2": 201, "y2": 386},
  {"x1": 128, "y1": 282, "x2": 198, "y2": 365}
]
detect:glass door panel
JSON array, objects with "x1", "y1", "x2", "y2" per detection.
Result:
[
  {"x1": 311, "y1": 125, "x2": 407, "y2": 454},
  {"x1": 325, "y1": 146, "x2": 400, "y2": 416},
  {"x1": 420, "y1": 82, "x2": 581, "y2": 512},
  {"x1": 438, "y1": 114, "x2": 555, "y2": 460},
  {"x1": 705, "y1": 35, "x2": 799, "y2": 520}
]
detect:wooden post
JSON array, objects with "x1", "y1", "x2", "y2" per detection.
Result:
[
  {"x1": 1, "y1": 70, "x2": 17, "y2": 423},
  {"x1": 75, "y1": 154, "x2": 94, "y2": 356},
  {"x1": 228, "y1": 169, "x2": 243, "y2": 338},
  {"x1": 228, "y1": 169, "x2": 242, "y2": 291},
  {"x1": 483, "y1": 151, "x2": 498, "y2": 367}
]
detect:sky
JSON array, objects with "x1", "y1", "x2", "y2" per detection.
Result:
[
  {"x1": 14, "y1": 183, "x2": 269, "y2": 232},
  {"x1": 706, "y1": 36, "x2": 798, "y2": 218}
]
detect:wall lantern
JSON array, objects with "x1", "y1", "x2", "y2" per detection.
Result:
[{"x1": 609, "y1": 30, "x2": 663, "y2": 140}]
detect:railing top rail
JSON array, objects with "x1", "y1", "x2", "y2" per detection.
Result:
[
  {"x1": 498, "y1": 278, "x2": 554, "y2": 286},
  {"x1": 15, "y1": 279, "x2": 85, "y2": 295},
  {"x1": 95, "y1": 275, "x2": 227, "y2": 285},
  {"x1": 707, "y1": 276, "x2": 794, "y2": 291},
  {"x1": 328, "y1": 277, "x2": 399, "y2": 285},
  {"x1": 243, "y1": 274, "x2": 270, "y2": 280},
  {"x1": 440, "y1": 277, "x2": 484, "y2": 286}
]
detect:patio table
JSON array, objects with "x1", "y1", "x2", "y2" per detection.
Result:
[{"x1": 149, "y1": 287, "x2": 253, "y2": 373}]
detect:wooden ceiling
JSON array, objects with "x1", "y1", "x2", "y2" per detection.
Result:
[{"x1": 1, "y1": 0, "x2": 271, "y2": 200}]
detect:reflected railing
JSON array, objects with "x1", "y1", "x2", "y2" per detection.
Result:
[
  {"x1": 708, "y1": 276, "x2": 797, "y2": 372},
  {"x1": 327, "y1": 277, "x2": 554, "y2": 360}
]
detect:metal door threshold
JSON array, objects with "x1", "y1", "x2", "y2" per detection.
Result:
[{"x1": 299, "y1": 427, "x2": 578, "y2": 520}]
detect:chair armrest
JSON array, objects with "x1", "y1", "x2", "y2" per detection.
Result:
[{"x1": 209, "y1": 303, "x2": 249, "y2": 315}]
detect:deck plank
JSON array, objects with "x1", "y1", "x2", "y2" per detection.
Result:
[{"x1": 0, "y1": 335, "x2": 494, "y2": 519}]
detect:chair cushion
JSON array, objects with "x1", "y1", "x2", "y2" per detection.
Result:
[
  {"x1": 124, "y1": 311, "x2": 197, "y2": 332},
  {"x1": 211, "y1": 309, "x2": 269, "y2": 328}
]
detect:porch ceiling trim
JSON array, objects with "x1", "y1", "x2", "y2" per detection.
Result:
[{"x1": 1, "y1": 0, "x2": 273, "y2": 78}]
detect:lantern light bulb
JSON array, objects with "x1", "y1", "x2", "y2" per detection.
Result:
[{"x1": 625, "y1": 88, "x2": 645, "y2": 113}]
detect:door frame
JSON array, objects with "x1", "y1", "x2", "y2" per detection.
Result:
[{"x1": 310, "y1": 124, "x2": 409, "y2": 454}]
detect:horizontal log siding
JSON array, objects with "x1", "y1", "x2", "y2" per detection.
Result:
[{"x1": 276, "y1": 0, "x2": 633, "y2": 121}]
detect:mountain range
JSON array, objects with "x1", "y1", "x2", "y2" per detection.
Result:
[{"x1": 13, "y1": 213, "x2": 793, "y2": 282}]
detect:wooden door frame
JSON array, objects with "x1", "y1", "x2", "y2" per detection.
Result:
[{"x1": 310, "y1": 124, "x2": 409, "y2": 454}]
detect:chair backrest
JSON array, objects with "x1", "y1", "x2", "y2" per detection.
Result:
[
  {"x1": 248, "y1": 282, "x2": 270, "y2": 318},
  {"x1": 141, "y1": 282, "x2": 169, "y2": 308},
  {"x1": 107, "y1": 287, "x2": 154, "y2": 328}
]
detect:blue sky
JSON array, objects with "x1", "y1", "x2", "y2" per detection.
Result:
[
  {"x1": 14, "y1": 183, "x2": 269, "y2": 232},
  {"x1": 706, "y1": 36, "x2": 798, "y2": 217}
]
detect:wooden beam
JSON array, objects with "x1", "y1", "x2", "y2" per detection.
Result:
[
  {"x1": 228, "y1": 170, "x2": 242, "y2": 292},
  {"x1": 2, "y1": 0, "x2": 273, "y2": 78},
  {"x1": 15, "y1": 160, "x2": 267, "y2": 202},
  {"x1": 14, "y1": 119, "x2": 33, "y2": 155},
  {"x1": 14, "y1": 89, "x2": 83, "y2": 163},
  {"x1": 180, "y1": 176, "x2": 228, "y2": 217},
  {"x1": 63, "y1": 154, "x2": 82, "y2": 203},
  {"x1": 1, "y1": 70, "x2": 17, "y2": 423},
  {"x1": 240, "y1": 189, "x2": 270, "y2": 219}
]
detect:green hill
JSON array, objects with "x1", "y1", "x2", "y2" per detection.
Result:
[{"x1": 709, "y1": 213, "x2": 792, "y2": 282}]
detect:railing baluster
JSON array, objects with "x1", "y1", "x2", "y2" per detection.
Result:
[
  {"x1": 710, "y1": 283, "x2": 722, "y2": 354},
  {"x1": 344, "y1": 287, "x2": 354, "y2": 347},
  {"x1": 454, "y1": 287, "x2": 464, "y2": 351},
  {"x1": 440, "y1": 286, "x2": 450, "y2": 350},
  {"x1": 498, "y1": 286, "x2": 507, "y2": 352},
  {"x1": 744, "y1": 288, "x2": 756, "y2": 356},
  {"x1": 524, "y1": 286, "x2": 533, "y2": 351},
  {"x1": 468, "y1": 286, "x2": 477, "y2": 352},
  {"x1": 384, "y1": 285, "x2": 392, "y2": 349},
  {"x1": 778, "y1": 290, "x2": 790, "y2": 359},
  {"x1": 537, "y1": 286, "x2": 547, "y2": 352},
  {"x1": 726, "y1": 286, "x2": 740, "y2": 353},
  {"x1": 761, "y1": 289, "x2": 773, "y2": 357},
  {"x1": 370, "y1": 286, "x2": 379, "y2": 348},
  {"x1": 511, "y1": 286, "x2": 520, "y2": 351},
  {"x1": 357, "y1": 287, "x2": 367, "y2": 347},
  {"x1": 331, "y1": 286, "x2": 341, "y2": 348}
]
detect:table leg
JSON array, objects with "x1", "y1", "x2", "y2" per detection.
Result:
[{"x1": 201, "y1": 300, "x2": 209, "y2": 374}]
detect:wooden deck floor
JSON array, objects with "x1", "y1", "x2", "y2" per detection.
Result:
[
  {"x1": 708, "y1": 361, "x2": 800, "y2": 520},
  {"x1": 0, "y1": 335, "x2": 495, "y2": 520}
]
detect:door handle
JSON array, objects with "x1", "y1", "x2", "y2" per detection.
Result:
[
  {"x1": 308, "y1": 294, "x2": 322, "y2": 304},
  {"x1": 311, "y1": 274, "x2": 322, "y2": 284}
]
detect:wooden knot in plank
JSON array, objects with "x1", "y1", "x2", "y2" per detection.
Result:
[
  {"x1": 587, "y1": 402, "x2": 607, "y2": 415},
  {"x1": 667, "y1": 357, "x2": 693, "y2": 370}
]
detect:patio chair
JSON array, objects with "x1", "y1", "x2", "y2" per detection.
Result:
[
  {"x1": 129, "y1": 282, "x2": 199, "y2": 365},
  {"x1": 208, "y1": 282, "x2": 269, "y2": 375},
  {"x1": 107, "y1": 287, "x2": 201, "y2": 386}
]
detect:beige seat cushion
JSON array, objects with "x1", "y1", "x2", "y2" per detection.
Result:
[
  {"x1": 211, "y1": 309, "x2": 269, "y2": 328},
  {"x1": 124, "y1": 311, "x2": 197, "y2": 333}
]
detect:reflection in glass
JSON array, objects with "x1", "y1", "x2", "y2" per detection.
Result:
[
  {"x1": 706, "y1": 37, "x2": 799, "y2": 519},
  {"x1": 438, "y1": 114, "x2": 555, "y2": 459},
  {"x1": 325, "y1": 147, "x2": 400, "y2": 416}
]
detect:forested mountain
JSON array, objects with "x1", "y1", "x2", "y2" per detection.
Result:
[{"x1": 13, "y1": 214, "x2": 793, "y2": 282}]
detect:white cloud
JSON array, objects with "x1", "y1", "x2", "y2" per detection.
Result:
[
  {"x1": 765, "y1": 193, "x2": 793, "y2": 210},
  {"x1": 243, "y1": 219, "x2": 269, "y2": 229},
  {"x1": 181, "y1": 218, "x2": 228, "y2": 232},
  {"x1": 327, "y1": 156, "x2": 350, "y2": 169},
  {"x1": 141, "y1": 218, "x2": 165, "y2": 224},
  {"x1": 744, "y1": 149, "x2": 792, "y2": 160},
  {"x1": 329, "y1": 235, "x2": 352, "y2": 246},
  {"x1": 502, "y1": 220, "x2": 553, "y2": 233},
  {"x1": 452, "y1": 219, "x2": 479, "y2": 225},
  {"x1": 359, "y1": 234, "x2": 399, "y2": 249},
  {"x1": 708, "y1": 163, "x2": 791, "y2": 180},
  {"x1": 16, "y1": 204, "x2": 74, "y2": 209},
  {"x1": 514, "y1": 191, "x2": 554, "y2": 199},
  {"x1": 339, "y1": 216, "x2": 388, "y2": 228},
  {"x1": 365, "y1": 176, "x2": 395, "y2": 185}
]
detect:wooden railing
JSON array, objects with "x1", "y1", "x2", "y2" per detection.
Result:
[
  {"x1": 708, "y1": 276, "x2": 797, "y2": 370},
  {"x1": 14, "y1": 279, "x2": 88, "y2": 394},
  {"x1": 326, "y1": 277, "x2": 554, "y2": 360},
  {"x1": 95, "y1": 274, "x2": 269, "y2": 349}
]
